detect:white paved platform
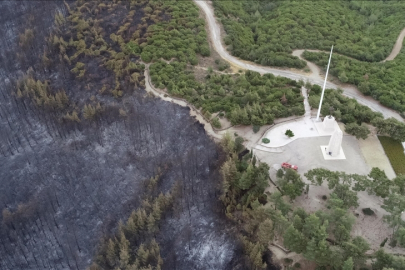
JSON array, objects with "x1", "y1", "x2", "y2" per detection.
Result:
[
  {"x1": 260, "y1": 117, "x2": 342, "y2": 148},
  {"x1": 260, "y1": 117, "x2": 319, "y2": 148}
]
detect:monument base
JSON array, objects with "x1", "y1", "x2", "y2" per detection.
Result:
[{"x1": 320, "y1": 145, "x2": 346, "y2": 160}]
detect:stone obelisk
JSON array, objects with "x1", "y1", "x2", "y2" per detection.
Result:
[{"x1": 326, "y1": 128, "x2": 343, "y2": 157}]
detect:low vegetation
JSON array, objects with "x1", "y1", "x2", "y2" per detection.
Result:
[
  {"x1": 213, "y1": 0, "x2": 405, "y2": 68},
  {"x1": 151, "y1": 61, "x2": 305, "y2": 126},
  {"x1": 212, "y1": 0, "x2": 405, "y2": 114},
  {"x1": 303, "y1": 50, "x2": 405, "y2": 114},
  {"x1": 378, "y1": 136, "x2": 405, "y2": 175},
  {"x1": 306, "y1": 168, "x2": 405, "y2": 249},
  {"x1": 91, "y1": 175, "x2": 179, "y2": 270},
  {"x1": 218, "y1": 132, "x2": 405, "y2": 269},
  {"x1": 285, "y1": 129, "x2": 294, "y2": 138},
  {"x1": 262, "y1": 138, "x2": 270, "y2": 144},
  {"x1": 307, "y1": 83, "x2": 405, "y2": 142},
  {"x1": 345, "y1": 122, "x2": 370, "y2": 140},
  {"x1": 219, "y1": 135, "x2": 398, "y2": 269}
]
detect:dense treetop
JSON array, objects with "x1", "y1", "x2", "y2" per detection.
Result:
[
  {"x1": 213, "y1": 0, "x2": 405, "y2": 67},
  {"x1": 144, "y1": 1, "x2": 306, "y2": 126},
  {"x1": 304, "y1": 50, "x2": 405, "y2": 114}
]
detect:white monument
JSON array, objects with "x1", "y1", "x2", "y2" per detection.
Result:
[
  {"x1": 323, "y1": 115, "x2": 336, "y2": 133},
  {"x1": 326, "y1": 128, "x2": 343, "y2": 157},
  {"x1": 320, "y1": 117, "x2": 346, "y2": 160}
]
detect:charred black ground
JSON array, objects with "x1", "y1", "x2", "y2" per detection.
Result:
[{"x1": 0, "y1": 1, "x2": 268, "y2": 269}]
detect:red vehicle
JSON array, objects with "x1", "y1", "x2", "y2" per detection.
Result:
[{"x1": 281, "y1": 162, "x2": 298, "y2": 171}]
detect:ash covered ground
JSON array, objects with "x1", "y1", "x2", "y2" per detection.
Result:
[{"x1": 0, "y1": 1, "x2": 256, "y2": 269}]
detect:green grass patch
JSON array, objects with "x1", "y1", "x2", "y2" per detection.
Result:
[{"x1": 378, "y1": 136, "x2": 405, "y2": 175}]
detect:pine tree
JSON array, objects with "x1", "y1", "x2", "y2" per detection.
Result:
[
  {"x1": 240, "y1": 108, "x2": 249, "y2": 125},
  {"x1": 83, "y1": 104, "x2": 96, "y2": 119},
  {"x1": 292, "y1": 215, "x2": 304, "y2": 232},
  {"x1": 257, "y1": 219, "x2": 273, "y2": 245},
  {"x1": 304, "y1": 238, "x2": 330, "y2": 266},
  {"x1": 283, "y1": 225, "x2": 306, "y2": 253},
  {"x1": 238, "y1": 166, "x2": 253, "y2": 190},
  {"x1": 119, "y1": 232, "x2": 130, "y2": 269},
  {"x1": 136, "y1": 209, "x2": 147, "y2": 230},
  {"x1": 342, "y1": 257, "x2": 354, "y2": 270},
  {"x1": 328, "y1": 245, "x2": 345, "y2": 269},
  {"x1": 106, "y1": 238, "x2": 117, "y2": 267},
  {"x1": 147, "y1": 214, "x2": 156, "y2": 233},
  {"x1": 249, "y1": 242, "x2": 264, "y2": 269},
  {"x1": 126, "y1": 211, "x2": 138, "y2": 235},
  {"x1": 150, "y1": 239, "x2": 160, "y2": 258},
  {"x1": 152, "y1": 201, "x2": 162, "y2": 221},
  {"x1": 269, "y1": 191, "x2": 291, "y2": 216},
  {"x1": 302, "y1": 214, "x2": 321, "y2": 238},
  {"x1": 136, "y1": 244, "x2": 149, "y2": 266},
  {"x1": 334, "y1": 224, "x2": 351, "y2": 243}
]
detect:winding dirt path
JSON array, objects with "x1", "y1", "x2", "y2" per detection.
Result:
[
  {"x1": 383, "y1": 27, "x2": 405, "y2": 62},
  {"x1": 194, "y1": 0, "x2": 405, "y2": 122}
]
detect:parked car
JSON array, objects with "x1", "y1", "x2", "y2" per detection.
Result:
[{"x1": 281, "y1": 162, "x2": 298, "y2": 171}]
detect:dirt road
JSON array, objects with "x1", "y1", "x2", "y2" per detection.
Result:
[{"x1": 383, "y1": 27, "x2": 405, "y2": 62}]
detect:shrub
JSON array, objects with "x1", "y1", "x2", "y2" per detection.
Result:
[
  {"x1": 294, "y1": 262, "x2": 301, "y2": 268},
  {"x1": 362, "y1": 208, "x2": 374, "y2": 216},
  {"x1": 141, "y1": 51, "x2": 152, "y2": 63},
  {"x1": 200, "y1": 45, "x2": 210, "y2": 57},
  {"x1": 321, "y1": 195, "x2": 327, "y2": 200},
  {"x1": 211, "y1": 117, "x2": 221, "y2": 129},
  {"x1": 285, "y1": 129, "x2": 294, "y2": 138},
  {"x1": 218, "y1": 62, "x2": 230, "y2": 71},
  {"x1": 389, "y1": 238, "x2": 397, "y2": 247},
  {"x1": 380, "y1": 237, "x2": 388, "y2": 247},
  {"x1": 235, "y1": 137, "x2": 245, "y2": 153},
  {"x1": 284, "y1": 258, "x2": 293, "y2": 264},
  {"x1": 276, "y1": 169, "x2": 284, "y2": 178},
  {"x1": 253, "y1": 125, "x2": 260, "y2": 133},
  {"x1": 262, "y1": 138, "x2": 270, "y2": 144},
  {"x1": 345, "y1": 123, "x2": 370, "y2": 140}
]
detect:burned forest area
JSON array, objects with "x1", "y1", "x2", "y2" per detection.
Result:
[{"x1": 0, "y1": 1, "x2": 262, "y2": 270}]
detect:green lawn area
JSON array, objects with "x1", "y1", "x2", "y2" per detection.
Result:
[{"x1": 378, "y1": 136, "x2": 405, "y2": 176}]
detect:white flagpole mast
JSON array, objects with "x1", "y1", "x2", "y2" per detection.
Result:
[{"x1": 316, "y1": 45, "x2": 334, "y2": 121}]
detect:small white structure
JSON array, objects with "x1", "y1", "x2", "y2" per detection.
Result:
[
  {"x1": 323, "y1": 116, "x2": 336, "y2": 133},
  {"x1": 314, "y1": 115, "x2": 340, "y2": 136}
]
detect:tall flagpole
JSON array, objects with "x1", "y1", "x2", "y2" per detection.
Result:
[{"x1": 316, "y1": 45, "x2": 334, "y2": 121}]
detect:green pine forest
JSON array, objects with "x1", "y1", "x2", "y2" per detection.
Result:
[
  {"x1": 213, "y1": 0, "x2": 405, "y2": 114},
  {"x1": 213, "y1": 0, "x2": 405, "y2": 64},
  {"x1": 144, "y1": 2, "x2": 305, "y2": 126},
  {"x1": 303, "y1": 50, "x2": 405, "y2": 114}
]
